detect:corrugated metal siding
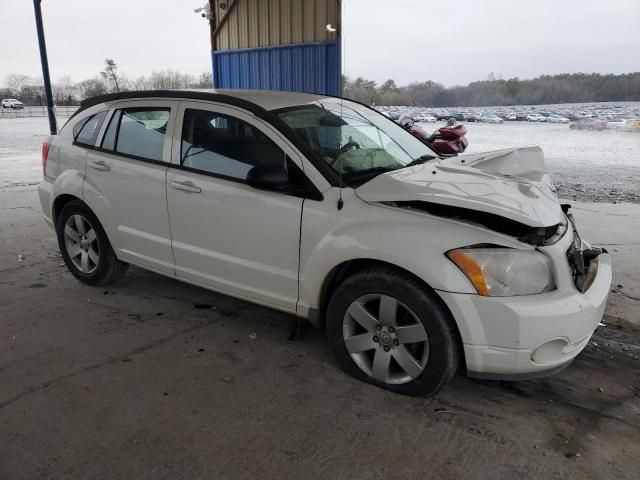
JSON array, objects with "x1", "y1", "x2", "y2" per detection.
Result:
[
  {"x1": 213, "y1": 39, "x2": 341, "y2": 96},
  {"x1": 214, "y1": 0, "x2": 340, "y2": 50}
]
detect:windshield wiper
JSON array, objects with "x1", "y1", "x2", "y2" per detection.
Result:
[
  {"x1": 341, "y1": 154, "x2": 437, "y2": 185},
  {"x1": 403, "y1": 154, "x2": 437, "y2": 169}
]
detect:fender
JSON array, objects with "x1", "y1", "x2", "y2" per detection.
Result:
[
  {"x1": 50, "y1": 169, "x2": 86, "y2": 217},
  {"x1": 297, "y1": 189, "x2": 532, "y2": 317},
  {"x1": 82, "y1": 173, "x2": 122, "y2": 253}
]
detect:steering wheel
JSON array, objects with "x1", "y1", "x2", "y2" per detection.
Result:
[
  {"x1": 340, "y1": 141, "x2": 360, "y2": 154},
  {"x1": 330, "y1": 141, "x2": 361, "y2": 166}
]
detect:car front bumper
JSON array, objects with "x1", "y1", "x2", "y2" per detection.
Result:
[{"x1": 437, "y1": 251, "x2": 612, "y2": 378}]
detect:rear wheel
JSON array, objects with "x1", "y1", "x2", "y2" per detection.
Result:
[
  {"x1": 56, "y1": 200, "x2": 128, "y2": 285},
  {"x1": 326, "y1": 267, "x2": 460, "y2": 397}
]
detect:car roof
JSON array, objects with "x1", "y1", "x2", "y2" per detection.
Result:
[{"x1": 77, "y1": 89, "x2": 328, "y2": 114}]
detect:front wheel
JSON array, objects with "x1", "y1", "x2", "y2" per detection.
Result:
[
  {"x1": 326, "y1": 267, "x2": 460, "y2": 397},
  {"x1": 56, "y1": 200, "x2": 129, "y2": 285}
]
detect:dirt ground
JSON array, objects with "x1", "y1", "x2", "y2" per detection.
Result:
[{"x1": 1, "y1": 181, "x2": 640, "y2": 479}]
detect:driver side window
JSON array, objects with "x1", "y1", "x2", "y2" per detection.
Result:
[{"x1": 180, "y1": 109, "x2": 286, "y2": 181}]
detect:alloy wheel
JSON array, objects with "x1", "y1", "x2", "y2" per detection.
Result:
[
  {"x1": 64, "y1": 214, "x2": 99, "y2": 274},
  {"x1": 342, "y1": 294, "x2": 429, "y2": 384}
]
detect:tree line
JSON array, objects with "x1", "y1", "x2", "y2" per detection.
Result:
[
  {"x1": 343, "y1": 72, "x2": 640, "y2": 107},
  {"x1": 3, "y1": 59, "x2": 639, "y2": 107},
  {"x1": 1, "y1": 59, "x2": 213, "y2": 106}
]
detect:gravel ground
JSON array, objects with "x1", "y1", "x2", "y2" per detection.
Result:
[{"x1": 460, "y1": 121, "x2": 640, "y2": 203}]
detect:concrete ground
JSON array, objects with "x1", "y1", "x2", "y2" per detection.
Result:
[{"x1": 1, "y1": 181, "x2": 640, "y2": 479}]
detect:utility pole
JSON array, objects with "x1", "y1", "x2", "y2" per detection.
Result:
[
  {"x1": 209, "y1": 0, "x2": 216, "y2": 88},
  {"x1": 33, "y1": 0, "x2": 57, "y2": 135}
]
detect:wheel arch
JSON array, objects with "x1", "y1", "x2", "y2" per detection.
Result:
[
  {"x1": 52, "y1": 193, "x2": 82, "y2": 225},
  {"x1": 315, "y1": 258, "x2": 467, "y2": 372}
]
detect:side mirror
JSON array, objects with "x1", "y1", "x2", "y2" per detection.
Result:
[{"x1": 246, "y1": 164, "x2": 290, "y2": 191}]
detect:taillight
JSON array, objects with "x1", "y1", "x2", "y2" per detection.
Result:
[{"x1": 42, "y1": 136, "x2": 51, "y2": 175}]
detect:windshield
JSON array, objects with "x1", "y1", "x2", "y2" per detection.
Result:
[{"x1": 274, "y1": 98, "x2": 436, "y2": 182}]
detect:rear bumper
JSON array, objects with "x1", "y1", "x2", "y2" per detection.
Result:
[
  {"x1": 437, "y1": 253, "x2": 612, "y2": 377},
  {"x1": 38, "y1": 177, "x2": 55, "y2": 229}
]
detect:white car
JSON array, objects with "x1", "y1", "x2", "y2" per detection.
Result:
[
  {"x1": 606, "y1": 119, "x2": 633, "y2": 131},
  {"x1": 483, "y1": 115, "x2": 504, "y2": 124},
  {"x1": 526, "y1": 114, "x2": 546, "y2": 122},
  {"x1": 415, "y1": 114, "x2": 436, "y2": 123},
  {"x1": 38, "y1": 90, "x2": 611, "y2": 396},
  {"x1": 1, "y1": 98, "x2": 24, "y2": 109},
  {"x1": 547, "y1": 116, "x2": 570, "y2": 124}
]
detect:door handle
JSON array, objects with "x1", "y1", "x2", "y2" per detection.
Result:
[
  {"x1": 88, "y1": 160, "x2": 110, "y2": 171},
  {"x1": 172, "y1": 180, "x2": 202, "y2": 193}
]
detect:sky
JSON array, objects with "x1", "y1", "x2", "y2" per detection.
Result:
[{"x1": 1, "y1": 0, "x2": 638, "y2": 88}]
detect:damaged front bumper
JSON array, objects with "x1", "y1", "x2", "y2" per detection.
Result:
[{"x1": 436, "y1": 219, "x2": 613, "y2": 379}]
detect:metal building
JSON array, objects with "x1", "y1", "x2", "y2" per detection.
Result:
[{"x1": 210, "y1": 0, "x2": 341, "y2": 96}]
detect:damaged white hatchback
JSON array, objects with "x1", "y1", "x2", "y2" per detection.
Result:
[{"x1": 38, "y1": 90, "x2": 612, "y2": 396}]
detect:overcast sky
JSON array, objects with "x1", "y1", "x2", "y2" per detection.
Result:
[{"x1": 1, "y1": 0, "x2": 638, "y2": 87}]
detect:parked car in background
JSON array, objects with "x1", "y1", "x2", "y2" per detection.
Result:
[
  {"x1": 569, "y1": 119, "x2": 607, "y2": 130},
  {"x1": 415, "y1": 113, "x2": 436, "y2": 123},
  {"x1": 38, "y1": 89, "x2": 612, "y2": 397},
  {"x1": 482, "y1": 114, "x2": 504, "y2": 124},
  {"x1": 526, "y1": 113, "x2": 546, "y2": 122},
  {"x1": 547, "y1": 115, "x2": 570, "y2": 124},
  {"x1": 435, "y1": 110, "x2": 452, "y2": 121},
  {"x1": 1, "y1": 98, "x2": 24, "y2": 109},
  {"x1": 605, "y1": 118, "x2": 634, "y2": 131}
]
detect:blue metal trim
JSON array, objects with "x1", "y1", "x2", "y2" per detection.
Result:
[{"x1": 212, "y1": 39, "x2": 341, "y2": 96}]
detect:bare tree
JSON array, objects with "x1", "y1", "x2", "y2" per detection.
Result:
[
  {"x1": 101, "y1": 58, "x2": 120, "y2": 92},
  {"x1": 193, "y1": 71, "x2": 213, "y2": 88},
  {"x1": 58, "y1": 75, "x2": 78, "y2": 104},
  {"x1": 5, "y1": 74, "x2": 34, "y2": 95},
  {"x1": 77, "y1": 77, "x2": 108, "y2": 99}
]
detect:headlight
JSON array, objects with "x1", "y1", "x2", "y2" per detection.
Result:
[{"x1": 447, "y1": 248, "x2": 556, "y2": 296}]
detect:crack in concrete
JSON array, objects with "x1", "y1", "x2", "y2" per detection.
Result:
[
  {"x1": 598, "y1": 242, "x2": 640, "y2": 246},
  {"x1": 572, "y1": 206, "x2": 640, "y2": 218},
  {"x1": 0, "y1": 320, "x2": 215, "y2": 411},
  {"x1": 612, "y1": 289, "x2": 640, "y2": 302}
]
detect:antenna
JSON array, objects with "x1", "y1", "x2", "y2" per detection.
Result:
[{"x1": 337, "y1": 0, "x2": 345, "y2": 211}]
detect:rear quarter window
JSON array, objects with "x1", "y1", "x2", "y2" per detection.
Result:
[{"x1": 73, "y1": 111, "x2": 108, "y2": 146}]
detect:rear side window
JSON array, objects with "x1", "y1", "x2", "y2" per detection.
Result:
[
  {"x1": 73, "y1": 111, "x2": 107, "y2": 146},
  {"x1": 180, "y1": 109, "x2": 285, "y2": 181},
  {"x1": 101, "y1": 107, "x2": 170, "y2": 162}
]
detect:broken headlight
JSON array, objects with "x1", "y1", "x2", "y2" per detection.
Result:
[{"x1": 447, "y1": 248, "x2": 556, "y2": 296}]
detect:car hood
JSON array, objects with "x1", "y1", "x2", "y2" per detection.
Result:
[{"x1": 355, "y1": 146, "x2": 563, "y2": 227}]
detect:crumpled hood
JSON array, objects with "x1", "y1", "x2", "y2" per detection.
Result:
[{"x1": 355, "y1": 146, "x2": 564, "y2": 227}]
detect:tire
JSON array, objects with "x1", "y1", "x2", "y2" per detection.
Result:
[
  {"x1": 56, "y1": 200, "x2": 128, "y2": 286},
  {"x1": 326, "y1": 267, "x2": 460, "y2": 397}
]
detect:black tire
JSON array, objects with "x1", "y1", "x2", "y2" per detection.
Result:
[
  {"x1": 56, "y1": 200, "x2": 128, "y2": 286},
  {"x1": 326, "y1": 267, "x2": 460, "y2": 397}
]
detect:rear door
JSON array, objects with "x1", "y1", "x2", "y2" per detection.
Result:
[
  {"x1": 83, "y1": 101, "x2": 178, "y2": 275},
  {"x1": 166, "y1": 101, "x2": 305, "y2": 312}
]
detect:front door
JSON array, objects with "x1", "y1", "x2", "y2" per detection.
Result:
[{"x1": 166, "y1": 102, "x2": 304, "y2": 312}]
